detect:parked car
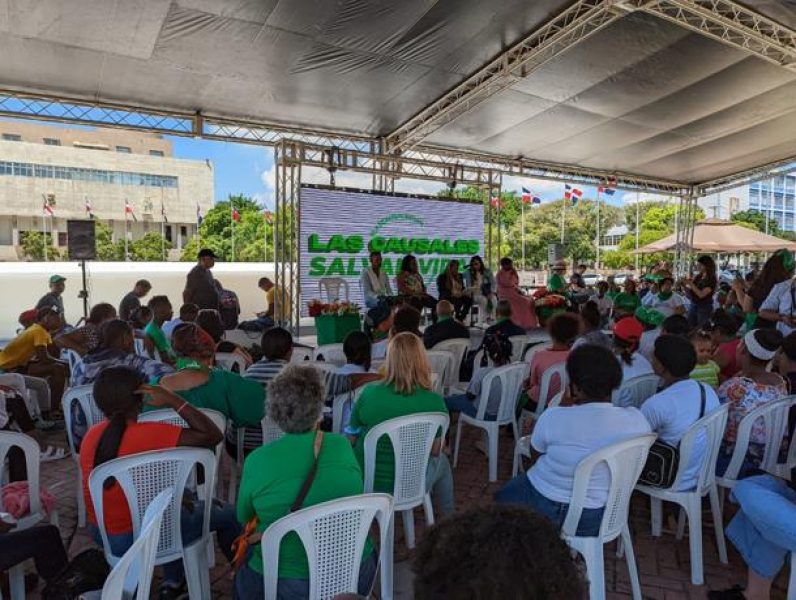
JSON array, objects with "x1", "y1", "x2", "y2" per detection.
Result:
[
  {"x1": 582, "y1": 273, "x2": 602, "y2": 286},
  {"x1": 612, "y1": 272, "x2": 629, "y2": 286}
]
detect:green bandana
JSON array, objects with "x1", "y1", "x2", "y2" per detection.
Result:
[
  {"x1": 177, "y1": 357, "x2": 205, "y2": 371},
  {"x1": 658, "y1": 291, "x2": 673, "y2": 301},
  {"x1": 776, "y1": 249, "x2": 795, "y2": 271}
]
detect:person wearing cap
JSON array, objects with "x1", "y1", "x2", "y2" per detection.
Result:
[
  {"x1": 636, "y1": 306, "x2": 666, "y2": 362},
  {"x1": 36, "y1": 275, "x2": 66, "y2": 322},
  {"x1": 547, "y1": 261, "x2": 567, "y2": 293},
  {"x1": 611, "y1": 317, "x2": 654, "y2": 407},
  {"x1": 716, "y1": 329, "x2": 786, "y2": 478},
  {"x1": 119, "y1": 279, "x2": 152, "y2": 322},
  {"x1": 183, "y1": 249, "x2": 220, "y2": 311}
]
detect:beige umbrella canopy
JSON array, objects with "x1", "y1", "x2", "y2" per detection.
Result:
[{"x1": 635, "y1": 219, "x2": 796, "y2": 254}]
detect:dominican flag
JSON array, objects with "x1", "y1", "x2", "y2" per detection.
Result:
[
  {"x1": 196, "y1": 204, "x2": 203, "y2": 225},
  {"x1": 43, "y1": 201, "x2": 54, "y2": 216},
  {"x1": 598, "y1": 177, "x2": 617, "y2": 196},
  {"x1": 84, "y1": 198, "x2": 94, "y2": 219},
  {"x1": 564, "y1": 184, "x2": 583, "y2": 204},
  {"x1": 490, "y1": 196, "x2": 501, "y2": 209},
  {"x1": 532, "y1": 195, "x2": 542, "y2": 205},
  {"x1": 232, "y1": 206, "x2": 241, "y2": 222},
  {"x1": 521, "y1": 187, "x2": 532, "y2": 204},
  {"x1": 125, "y1": 200, "x2": 138, "y2": 222},
  {"x1": 264, "y1": 210, "x2": 273, "y2": 224}
]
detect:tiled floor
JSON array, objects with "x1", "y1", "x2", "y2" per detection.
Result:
[{"x1": 31, "y1": 422, "x2": 791, "y2": 599}]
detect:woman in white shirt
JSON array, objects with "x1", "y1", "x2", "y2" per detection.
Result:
[
  {"x1": 612, "y1": 317, "x2": 655, "y2": 407},
  {"x1": 642, "y1": 276, "x2": 686, "y2": 318},
  {"x1": 495, "y1": 344, "x2": 651, "y2": 535}
]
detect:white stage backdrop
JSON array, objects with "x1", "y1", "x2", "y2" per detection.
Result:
[{"x1": 299, "y1": 186, "x2": 484, "y2": 313}]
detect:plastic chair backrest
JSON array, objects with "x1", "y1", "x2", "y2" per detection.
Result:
[
  {"x1": 431, "y1": 339, "x2": 470, "y2": 385},
  {"x1": 318, "y1": 277, "x2": 350, "y2": 303},
  {"x1": 548, "y1": 390, "x2": 565, "y2": 409},
  {"x1": 290, "y1": 347, "x2": 314, "y2": 363},
  {"x1": 133, "y1": 338, "x2": 147, "y2": 357},
  {"x1": 425, "y1": 350, "x2": 452, "y2": 384},
  {"x1": 101, "y1": 489, "x2": 172, "y2": 600},
  {"x1": 535, "y1": 362, "x2": 569, "y2": 418},
  {"x1": 612, "y1": 374, "x2": 660, "y2": 408},
  {"x1": 261, "y1": 493, "x2": 393, "y2": 600},
  {"x1": 476, "y1": 363, "x2": 528, "y2": 423},
  {"x1": 261, "y1": 415, "x2": 285, "y2": 445},
  {"x1": 62, "y1": 348, "x2": 82, "y2": 372},
  {"x1": 562, "y1": 433, "x2": 656, "y2": 541},
  {"x1": 62, "y1": 384, "x2": 103, "y2": 453},
  {"x1": 0, "y1": 431, "x2": 41, "y2": 518},
  {"x1": 89, "y1": 447, "x2": 216, "y2": 564},
  {"x1": 672, "y1": 404, "x2": 730, "y2": 493},
  {"x1": 523, "y1": 342, "x2": 549, "y2": 364},
  {"x1": 215, "y1": 352, "x2": 246, "y2": 374},
  {"x1": 722, "y1": 395, "x2": 796, "y2": 481},
  {"x1": 138, "y1": 408, "x2": 226, "y2": 439},
  {"x1": 508, "y1": 335, "x2": 530, "y2": 362},
  {"x1": 313, "y1": 344, "x2": 347, "y2": 367},
  {"x1": 363, "y1": 413, "x2": 449, "y2": 510}
]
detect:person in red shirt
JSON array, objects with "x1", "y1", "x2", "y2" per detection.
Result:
[
  {"x1": 81, "y1": 365, "x2": 240, "y2": 600},
  {"x1": 711, "y1": 309, "x2": 743, "y2": 383},
  {"x1": 524, "y1": 313, "x2": 580, "y2": 407}
]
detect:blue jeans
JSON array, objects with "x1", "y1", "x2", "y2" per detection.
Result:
[
  {"x1": 234, "y1": 550, "x2": 378, "y2": 599},
  {"x1": 689, "y1": 302, "x2": 713, "y2": 329},
  {"x1": 91, "y1": 500, "x2": 241, "y2": 584},
  {"x1": 726, "y1": 475, "x2": 796, "y2": 579},
  {"x1": 426, "y1": 454, "x2": 455, "y2": 516},
  {"x1": 494, "y1": 474, "x2": 604, "y2": 536},
  {"x1": 444, "y1": 393, "x2": 496, "y2": 420}
]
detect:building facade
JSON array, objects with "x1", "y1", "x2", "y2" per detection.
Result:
[{"x1": 0, "y1": 122, "x2": 214, "y2": 260}]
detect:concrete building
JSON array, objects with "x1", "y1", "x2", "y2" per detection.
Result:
[
  {"x1": 600, "y1": 224, "x2": 629, "y2": 251},
  {"x1": 0, "y1": 121, "x2": 214, "y2": 260}
]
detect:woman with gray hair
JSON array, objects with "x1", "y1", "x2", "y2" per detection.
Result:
[{"x1": 234, "y1": 364, "x2": 377, "y2": 599}]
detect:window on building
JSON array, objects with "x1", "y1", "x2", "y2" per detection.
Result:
[
  {"x1": 43, "y1": 138, "x2": 61, "y2": 146},
  {"x1": 165, "y1": 225, "x2": 173, "y2": 243},
  {"x1": 116, "y1": 146, "x2": 131, "y2": 153},
  {"x1": 2, "y1": 134, "x2": 21, "y2": 141},
  {"x1": 0, "y1": 160, "x2": 177, "y2": 188},
  {"x1": 149, "y1": 150, "x2": 164, "y2": 157},
  {"x1": 57, "y1": 232, "x2": 67, "y2": 247},
  {"x1": 180, "y1": 226, "x2": 187, "y2": 238}
]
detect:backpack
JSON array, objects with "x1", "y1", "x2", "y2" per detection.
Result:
[{"x1": 41, "y1": 548, "x2": 110, "y2": 600}]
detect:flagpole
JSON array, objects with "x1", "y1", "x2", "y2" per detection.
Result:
[
  {"x1": 42, "y1": 197, "x2": 48, "y2": 262},
  {"x1": 161, "y1": 205, "x2": 165, "y2": 262},
  {"x1": 635, "y1": 191, "x2": 640, "y2": 271},
  {"x1": 231, "y1": 203, "x2": 235, "y2": 262},
  {"x1": 596, "y1": 187, "x2": 602, "y2": 270},
  {"x1": 124, "y1": 198, "x2": 129, "y2": 261},
  {"x1": 521, "y1": 200, "x2": 526, "y2": 270},
  {"x1": 560, "y1": 196, "x2": 565, "y2": 244}
]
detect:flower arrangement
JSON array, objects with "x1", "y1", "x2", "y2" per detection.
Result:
[
  {"x1": 307, "y1": 299, "x2": 361, "y2": 317},
  {"x1": 531, "y1": 287, "x2": 568, "y2": 308}
]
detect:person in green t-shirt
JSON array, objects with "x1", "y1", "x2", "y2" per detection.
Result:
[
  {"x1": 547, "y1": 261, "x2": 568, "y2": 293},
  {"x1": 234, "y1": 364, "x2": 376, "y2": 598},
  {"x1": 149, "y1": 324, "x2": 265, "y2": 432},
  {"x1": 143, "y1": 295, "x2": 176, "y2": 363},
  {"x1": 612, "y1": 279, "x2": 641, "y2": 318},
  {"x1": 347, "y1": 332, "x2": 454, "y2": 516}
]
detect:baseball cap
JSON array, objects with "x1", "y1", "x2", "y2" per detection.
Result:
[
  {"x1": 197, "y1": 249, "x2": 218, "y2": 259},
  {"x1": 613, "y1": 317, "x2": 644, "y2": 344},
  {"x1": 49, "y1": 274, "x2": 66, "y2": 284}
]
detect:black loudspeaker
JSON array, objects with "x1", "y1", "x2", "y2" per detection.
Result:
[{"x1": 67, "y1": 220, "x2": 97, "y2": 260}]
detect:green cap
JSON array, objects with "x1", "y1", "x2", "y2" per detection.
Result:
[
  {"x1": 49, "y1": 274, "x2": 66, "y2": 284},
  {"x1": 635, "y1": 306, "x2": 666, "y2": 327}
]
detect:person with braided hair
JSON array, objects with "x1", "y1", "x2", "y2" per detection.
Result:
[{"x1": 80, "y1": 365, "x2": 241, "y2": 599}]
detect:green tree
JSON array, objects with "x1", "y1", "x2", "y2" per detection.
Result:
[
  {"x1": 93, "y1": 221, "x2": 124, "y2": 261},
  {"x1": 730, "y1": 209, "x2": 787, "y2": 238},
  {"x1": 128, "y1": 232, "x2": 173, "y2": 261},
  {"x1": 20, "y1": 232, "x2": 62, "y2": 261}
]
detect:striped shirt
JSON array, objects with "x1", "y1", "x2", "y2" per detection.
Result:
[
  {"x1": 690, "y1": 360, "x2": 720, "y2": 388},
  {"x1": 226, "y1": 359, "x2": 286, "y2": 450}
]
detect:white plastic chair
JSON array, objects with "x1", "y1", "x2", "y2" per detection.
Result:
[
  {"x1": 562, "y1": 434, "x2": 657, "y2": 600},
  {"x1": 89, "y1": 448, "x2": 217, "y2": 600},
  {"x1": 363, "y1": 413, "x2": 449, "y2": 549},
  {"x1": 133, "y1": 338, "x2": 147, "y2": 357},
  {"x1": 612, "y1": 374, "x2": 660, "y2": 408},
  {"x1": 635, "y1": 404, "x2": 730, "y2": 585},
  {"x1": 0, "y1": 430, "x2": 59, "y2": 600},
  {"x1": 261, "y1": 493, "x2": 394, "y2": 600},
  {"x1": 313, "y1": 344, "x2": 347, "y2": 367},
  {"x1": 511, "y1": 390, "x2": 564, "y2": 476},
  {"x1": 431, "y1": 338, "x2": 470, "y2": 390},
  {"x1": 290, "y1": 347, "x2": 314, "y2": 363},
  {"x1": 332, "y1": 387, "x2": 366, "y2": 434},
  {"x1": 61, "y1": 348, "x2": 82, "y2": 372},
  {"x1": 518, "y1": 361, "x2": 568, "y2": 436},
  {"x1": 62, "y1": 384, "x2": 103, "y2": 527},
  {"x1": 453, "y1": 363, "x2": 527, "y2": 482},
  {"x1": 318, "y1": 277, "x2": 350, "y2": 303},
  {"x1": 100, "y1": 489, "x2": 172, "y2": 600},
  {"x1": 215, "y1": 352, "x2": 246, "y2": 374},
  {"x1": 508, "y1": 335, "x2": 531, "y2": 362},
  {"x1": 425, "y1": 350, "x2": 452, "y2": 385},
  {"x1": 717, "y1": 396, "x2": 796, "y2": 491}
]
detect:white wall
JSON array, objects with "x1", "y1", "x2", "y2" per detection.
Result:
[{"x1": 0, "y1": 261, "x2": 274, "y2": 339}]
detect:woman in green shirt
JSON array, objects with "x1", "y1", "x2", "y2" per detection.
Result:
[
  {"x1": 151, "y1": 324, "x2": 265, "y2": 432},
  {"x1": 235, "y1": 364, "x2": 376, "y2": 599},
  {"x1": 347, "y1": 332, "x2": 454, "y2": 516},
  {"x1": 612, "y1": 278, "x2": 642, "y2": 318}
]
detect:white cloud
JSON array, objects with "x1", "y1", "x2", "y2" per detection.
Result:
[{"x1": 620, "y1": 191, "x2": 676, "y2": 204}]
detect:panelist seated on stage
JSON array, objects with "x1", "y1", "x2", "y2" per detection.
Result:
[
  {"x1": 423, "y1": 301, "x2": 470, "y2": 350},
  {"x1": 360, "y1": 250, "x2": 393, "y2": 309},
  {"x1": 436, "y1": 259, "x2": 473, "y2": 323},
  {"x1": 396, "y1": 254, "x2": 437, "y2": 323}
]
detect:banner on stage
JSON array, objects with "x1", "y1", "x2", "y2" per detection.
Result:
[{"x1": 300, "y1": 186, "x2": 484, "y2": 314}]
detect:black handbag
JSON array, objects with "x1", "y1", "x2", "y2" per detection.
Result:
[{"x1": 638, "y1": 382, "x2": 706, "y2": 488}]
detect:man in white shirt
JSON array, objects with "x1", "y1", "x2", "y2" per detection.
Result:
[
  {"x1": 162, "y1": 303, "x2": 199, "y2": 340},
  {"x1": 641, "y1": 335, "x2": 720, "y2": 491},
  {"x1": 758, "y1": 278, "x2": 796, "y2": 336},
  {"x1": 360, "y1": 250, "x2": 393, "y2": 309},
  {"x1": 641, "y1": 277, "x2": 686, "y2": 318}
]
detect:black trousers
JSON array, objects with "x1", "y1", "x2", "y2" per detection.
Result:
[
  {"x1": 0, "y1": 525, "x2": 68, "y2": 580},
  {"x1": 404, "y1": 294, "x2": 438, "y2": 323}
]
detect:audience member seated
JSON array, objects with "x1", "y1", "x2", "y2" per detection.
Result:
[
  {"x1": 524, "y1": 312, "x2": 579, "y2": 408},
  {"x1": 412, "y1": 505, "x2": 583, "y2": 600},
  {"x1": 423, "y1": 300, "x2": 470, "y2": 350},
  {"x1": 347, "y1": 332, "x2": 454, "y2": 516},
  {"x1": 778, "y1": 332, "x2": 796, "y2": 393},
  {"x1": 636, "y1": 307, "x2": 666, "y2": 362},
  {"x1": 484, "y1": 300, "x2": 526, "y2": 338},
  {"x1": 708, "y1": 474, "x2": 796, "y2": 600},
  {"x1": 234, "y1": 365, "x2": 377, "y2": 599},
  {"x1": 360, "y1": 250, "x2": 393, "y2": 309},
  {"x1": 151, "y1": 324, "x2": 264, "y2": 439},
  {"x1": 118, "y1": 279, "x2": 152, "y2": 322},
  {"x1": 326, "y1": 331, "x2": 381, "y2": 401},
  {"x1": 495, "y1": 345, "x2": 651, "y2": 534},
  {"x1": 396, "y1": 255, "x2": 437, "y2": 323},
  {"x1": 144, "y1": 295, "x2": 176, "y2": 363},
  {"x1": 716, "y1": 329, "x2": 786, "y2": 478},
  {"x1": 612, "y1": 279, "x2": 641, "y2": 318},
  {"x1": 81, "y1": 366, "x2": 240, "y2": 599},
  {"x1": 163, "y1": 303, "x2": 199, "y2": 340},
  {"x1": 690, "y1": 330, "x2": 721, "y2": 387},
  {"x1": 195, "y1": 309, "x2": 253, "y2": 369},
  {"x1": 641, "y1": 335, "x2": 720, "y2": 491},
  {"x1": 228, "y1": 327, "x2": 292, "y2": 456},
  {"x1": 0, "y1": 307, "x2": 67, "y2": 420},
  {"x1": 372, "y1": 306, "x2": 422, "y2": 360},
  {"x1": 436, "y1": 260, "x2": 473, "y2": 323},
  {"x1": 463, "y1": 255, "x2": 497, "y2": 325},
  {"x1": 55, "y1": 303, "x2": 117, "y2": 356},
  {"x1": 593, "y1": 281, "x2": 613, "y2": 325},
  {"x1": 642, "y1": 276, "x2": 686, "y2": 318},
  {"x1": 0, "y1": 522, "x2": 68, "y2": 596},
  {"x1": 612, "y1": 317, "x2": 654, "y2": 407},
  {"x1": 712, "y1": 309, "x2": 743, "y2": 383},
  {"x1": 660, "y1": 314, "x2": 690, "y2": 338},
  {"x1": 572, "y1": 301, "x2": 611, "y2": 349},
  {"x1": 444, "y1": 332, "x2": 512, "y2": 419}
]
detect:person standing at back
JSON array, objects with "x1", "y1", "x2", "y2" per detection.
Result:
[
  {"x1": 183, "y1": 249, "x2": 219, "y2": 311},
  {"x1": 118, "y1": 280, "x2": 151, "y2": 322},
  {"x1": 684, "y1": 255, "x2": 718, "y2": 329}
]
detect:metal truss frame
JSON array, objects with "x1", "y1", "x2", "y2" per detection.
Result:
[{"x1": 273, "y1": 141, "x2": 302, "y2": 335}]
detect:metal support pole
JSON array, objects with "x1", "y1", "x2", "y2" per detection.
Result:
[
  {"x1": 635, "y1": 192, "x2": 640, "y2": 272},
  {"x1": 521, "y1": 200, "x2": 526, "y2": 270},
  {"x1": 274, "y1": 141, "x2": 302, "y2": 336},
  {"x1": 596, "y1": 188, "x2": 601, "y2": 270}
]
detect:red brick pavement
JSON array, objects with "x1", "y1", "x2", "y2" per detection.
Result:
[{"x1": 26, "y1": 424, "x2": 791, "y2": 599}]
